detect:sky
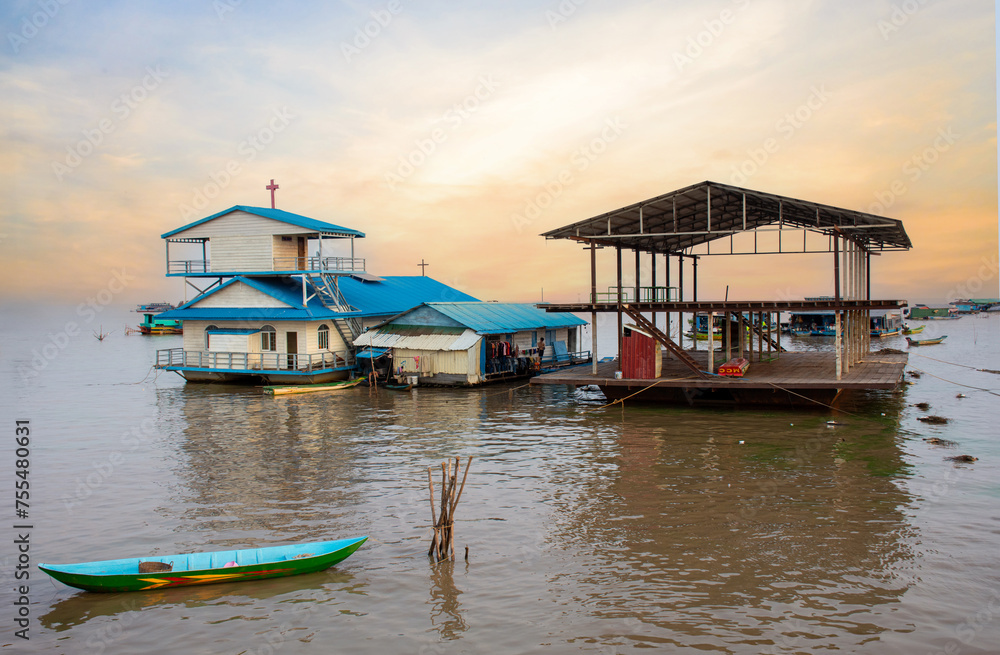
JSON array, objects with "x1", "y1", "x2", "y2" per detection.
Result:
[{"x1": 1, "y1": 0, "x2": 996, "y2": 308}]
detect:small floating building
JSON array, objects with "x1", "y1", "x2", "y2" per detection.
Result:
[
  {"x1": 531, "y1": 181, "x2": 912, "y2": 407},
  {"x1": 353, "y1": 302, "x2": 588, "y2": 386},
  {"x1": 152, "y1": 205, "x2": 476, "y2": 384}
]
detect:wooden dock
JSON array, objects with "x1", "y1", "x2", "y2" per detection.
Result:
[{"x1": 531, "y1": 350, "x2": 908, "y2": 407}]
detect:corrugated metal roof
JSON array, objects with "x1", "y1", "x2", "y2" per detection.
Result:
[
  {"x1": 158, "y1": 275, "x2": 478, "y2": 321},
  {"x1": 354, "y1": 328, "x2": 481, "y2": 351},
  {"x1": 338, "y1": 277, "x2": 479, "y2": 316},
  {"x1": 426, "y1": 302, "x2": 587, "y2": 334},
  {"x1": 161, "y1": 205, "x2": 366, "y2": 239}
]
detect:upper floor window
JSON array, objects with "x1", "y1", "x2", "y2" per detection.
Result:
[
  {"x1": 205, "y1": 325, "x2": 217, "y2": 349},
  {"x1": 318, "y1": 324, "x2": 330, "y2": 350}
]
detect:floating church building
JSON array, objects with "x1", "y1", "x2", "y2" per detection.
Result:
[
  {"x1": 531, "y1": 181, "x2": 912, "y2": 407},
  {"x1": 153, "y1": 205, "x2": 476, "y2": 384}
]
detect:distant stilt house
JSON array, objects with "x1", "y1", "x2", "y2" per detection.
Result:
[
  {"x1": 353, "y1": 302, "x2": 589, "y2": 386},
  {"x1": 153, "y1": 205, "x2": 476, "y2": 384}
]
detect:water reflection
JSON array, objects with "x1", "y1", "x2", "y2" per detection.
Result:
[
  {"x1": 38, "y1": 567, "x2": 360, "y2": 631},
  {"x1": 551, "y1": 403, "x2": 915, "y2": 651},
  {"x1": 427, "y1": 560, "x2": 468, "y2": 639}
]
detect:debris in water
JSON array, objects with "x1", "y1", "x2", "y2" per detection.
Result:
[
  {"x1": 908, "y1": 371, "x2": 922, "y2": 379},
  {"x1": 917, "y1": 415, "x2": 949, "y2": 424},
  {"x1": 956, "y1": 393, "x2": 967, "y2": 398},
  {"x1": 923, "y1": 437, "x2": 957, "y2": 447},
  {"x1": 946, "y1": 455, "x2": 977, "y2": 463},
  {"x1": 912, "y1": 402, "x2": 930, "y2": 411}
]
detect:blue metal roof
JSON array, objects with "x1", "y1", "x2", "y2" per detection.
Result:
[
  {"x1": 161, "y1": 206, "x2": 365, "y2": 239},
  {"x1": 157, "y1": 275, "x2": 477, "y2": 321},
  {"x1": 338, "y1": 276, "x2": 478, "y2": 316},
  {"x1": 424, "y1": 302, "x2": 587, "y2": 334}
]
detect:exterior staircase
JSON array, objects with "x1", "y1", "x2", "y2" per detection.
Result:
[{"x1": 622, "y1": 305, "x2": 709, "y2": 378}]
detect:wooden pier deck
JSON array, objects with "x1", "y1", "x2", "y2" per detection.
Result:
[{"x1": 531, "y1": 351, "x2": 908, "y2": 407}]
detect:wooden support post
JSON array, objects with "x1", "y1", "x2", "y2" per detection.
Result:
[
  {"x1": 591, "y1": 241, "x2": 598, "y2": 375},
  {"x1": 834, "y1": 235, "x2": 842, "y2": 380},
  {"x1": 707, "y1": 311, "x2": 715, "y2": 373},
  {"x1": 616, "y1": 244, "x2": 623, "y2": 368},
  {"x1": 738, "y1": 311, "x2": 745, "y2": 359},
  {"x1": 651, "y1": 251, "x2": 657, "y2": 333},
  {"x1": 757, "y1": 311, "x2": 763, "y2": 362},
  {"x1": 678, "y1": 255, "x2": 684, "y2": 348},
  {"x1": 634, "y1": 248, "x2": 641, "y2": 307},
  {"x1": 665, "y1": 254, "x2": 672, "y2": 342},
  {"x1": 725, "y1": 312, "x2": 732, "y2": 362}
]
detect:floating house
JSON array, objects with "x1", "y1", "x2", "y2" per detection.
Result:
[
  {"x1": 135, "y1": 302, "x2": 183, "y2": 334},
  {"x1": 531, "y1": 180, "x2": 912, "y2": 407},
  {"x1": 152, "y1": 205, "x2": 476, "y2": 384},
  {"x1": 353, "y1": 302, "x2": 589, "y2": 386},
  {"x1": 786, "y1": 310, "x2": 836, "y2": 336},
  {"x1": 869, "y1": 310, "x2": 903, "y2": 337},
  {"x1": 906, "y1": 305, "x2": 955, "y2": 319}
]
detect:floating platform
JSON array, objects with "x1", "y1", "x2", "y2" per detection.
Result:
[{"x1": 531, "y1": 351, "x2": 907, "y2": 407}]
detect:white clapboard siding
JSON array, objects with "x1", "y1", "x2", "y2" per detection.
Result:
[
  {"x1": 210, "y1": 235, "x2": 273, "y2": 272},
  {"x1": 171, "y1": 210, "x2": 318, "y2": 239},
  {"x1": 193, "y1": 281, "x2": 292, "y2": 308},
  {"x1": 208, "y1": 333, "x2": 251, "y2": 352}
]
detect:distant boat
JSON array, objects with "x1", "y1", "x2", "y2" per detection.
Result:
[
  {"x1": 135, "y1": 303, "x2": 182, "y2": 335},
  {"x1": 907, "y1": 336, "x2": 947, "y2": 346},
  {"x1": 263, "y1": 377, "x2": 365, "y2": 395},
  {"x1": 38, "y1": 537, "x2": 367, "y2": 593},
  {"x1": 384, "y1": 382, "x2": 413, "y2": 391},
  {"x1": 902, "y1": 325, "x2": 925, "y2": 335}
]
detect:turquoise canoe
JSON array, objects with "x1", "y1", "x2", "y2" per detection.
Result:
[{"x1": 39, "y1": 536, "x2": 367, "y2": 593}]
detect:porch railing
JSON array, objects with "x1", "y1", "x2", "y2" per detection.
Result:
[
  {"x1": 155, "y1": 348, "x2": 354, "y2": 372},
  {"x1": 167, "y1": 260, "x2": 210, "y2": 274},
  {"x1": 272, "y1": 256, "x2": 366, "y2": 272}
]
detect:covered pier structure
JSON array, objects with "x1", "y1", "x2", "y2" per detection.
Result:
[{"x1": 531, "y1": 181, "x2": 913, "y2": 407}]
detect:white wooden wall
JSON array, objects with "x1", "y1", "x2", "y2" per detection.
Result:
[
  {"x1": 193, "y1": 281, "x2": 292, "y2": 308},
  {"x1": 210, "y1": 234, "x2": 273, "y2": 271},
  {"x1": 171, "y1": 210, "x2": 316, "y2": 238}
]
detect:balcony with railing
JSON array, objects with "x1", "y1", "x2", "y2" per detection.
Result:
[
  {"x1": 155, "y1": 348, "x2": 354, "y2": 373},
  {"x1": 165, "y1": 256, "x2": 366, "y2": 276}
]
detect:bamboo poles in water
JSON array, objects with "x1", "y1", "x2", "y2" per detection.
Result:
[{"x1": 428, "y1": 456, "x2": 472, "y2": 561}]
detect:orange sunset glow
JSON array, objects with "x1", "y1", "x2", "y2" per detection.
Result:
[{"x1": 1, "y1": 1, "x2": 996, "y2": 307}]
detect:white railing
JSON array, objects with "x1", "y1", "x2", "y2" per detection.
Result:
[
  {"x1": 156, "y1": 348, "x2": 353, "y2": 371},
  {"x1": 167, "y1": 260, "x2": 210, "y2": 274},
  {"x1": 272, "y1": 256, "x2": 366, "y2": 272}
]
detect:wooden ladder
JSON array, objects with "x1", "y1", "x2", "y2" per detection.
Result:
[
  {"x1": 746, "y1": 320, "x2": 786, "y2": 352},
  {"x1": 622, "y1": 305, "x2": 709, "y2": 379}
]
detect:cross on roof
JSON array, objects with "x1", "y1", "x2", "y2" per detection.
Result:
[
  {"x1": 418, "y1": 259, "x2": 429, "y2": 276},
  {"x1": 266, "y1": 179, "x2": 279, "y2": 208}
]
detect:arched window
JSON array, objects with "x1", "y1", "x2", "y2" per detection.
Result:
[
  {"x1": 205, "y1": 325, "x2": 218, "y2": 349},
  {"x1": 261, "y1": 325, "x2": 276, "y2": 351},
  {"x1": 318, "y1": 324, "x2": 330, "y2": 350}
]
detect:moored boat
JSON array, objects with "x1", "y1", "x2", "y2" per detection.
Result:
[
  {"x1": 902, "y1": 325, "x2": 924, "y2": 335},
  {"x1": 263, "y1": 377, "x2": 366, "y2": 395},
  {"x1": 38, "y1": 536, "x2": 367, "y2": 593},
  {"x1": 906, "y1": 335, "x2": 947, "y2": 346},
  {"x1": 136, "y1": 303, "x2": 183, "y2": 334}
]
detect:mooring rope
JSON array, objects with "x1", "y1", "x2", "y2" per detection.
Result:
[
  {"x1": 904, "y1": 366, "x2": 1000, "y2": 397},
  {"x1": 906, "y1": 350, "x2": 1000, "y2": 374}
]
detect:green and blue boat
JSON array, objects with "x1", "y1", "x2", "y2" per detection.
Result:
[{"x1": 38, "y1": 536, "x2": 367, "y2": 593}]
